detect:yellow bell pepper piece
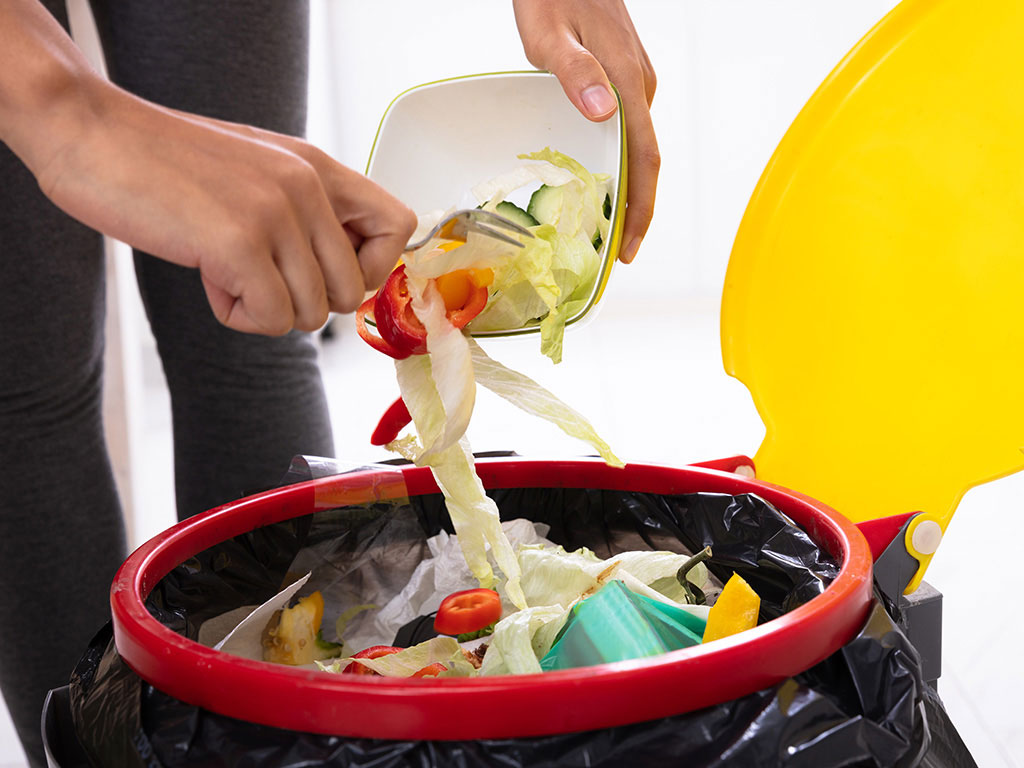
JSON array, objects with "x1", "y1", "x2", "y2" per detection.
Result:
[
  {"x1": 702, "y1": 573, "x2": 760, "y2": 643},
  {"x1": 263, "y1": 590, "x2": 339, "y2": 666}
]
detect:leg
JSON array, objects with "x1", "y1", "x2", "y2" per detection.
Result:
[
  {"x1": 0, "y1": 10, "x2": 127, "y2": 768},
  {"x1": 89, "y1": 0, "x2": 333, "y2": 521}
]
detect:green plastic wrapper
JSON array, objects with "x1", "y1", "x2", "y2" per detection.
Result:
[{"x1": 540, "y1": 580, "x2": 706, "y2": 671}]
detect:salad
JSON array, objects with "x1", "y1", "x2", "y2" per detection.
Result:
[{"x1": 357, "y1": 147, "x2": 612, "y2": 366}]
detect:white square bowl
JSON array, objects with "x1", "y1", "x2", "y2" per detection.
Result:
[{"x1": 366, "y1": 71, "x2": 626, "y2": 336}]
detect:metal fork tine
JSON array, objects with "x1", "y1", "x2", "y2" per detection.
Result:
[
  {"x1": 405, "y1": 208, "x2": 534, "y2": 251},
  {"x1": 466, "y1": 209, "x2": 535, "y2": 238},
  {"x1": 465, "y1": 221, "x2": 527, "y2": 248}
]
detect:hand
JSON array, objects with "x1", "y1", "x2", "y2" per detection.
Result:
[
  {"x1": 512, "y1": 0, "x2": 659, "y2": 264},
  {"x1": 31, "y1": 81, "x2": 416, "y2": 336}
]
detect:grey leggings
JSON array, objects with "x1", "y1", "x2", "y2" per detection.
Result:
[{"x1": 0, "y1": 2, "x2": 332, "y2": 765}]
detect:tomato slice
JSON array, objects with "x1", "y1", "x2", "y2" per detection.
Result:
[
  {"x1": 434, "y1": 588, "x2": 502, "y2": 636},
  {"x1": 341, "y1": 644, "x2": 446, "y2": 677},
  {"x1": 370, "y1": 397, "x2": 412, "y2": 446}
]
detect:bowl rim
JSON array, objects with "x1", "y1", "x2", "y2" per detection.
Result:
[{"x1": 109, "y1": 457, "x2": 874, "y2": 741}]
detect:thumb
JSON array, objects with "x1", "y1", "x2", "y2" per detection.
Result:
[{"x1": 545, "y1": 39, "x2": 618, "y2": 122}]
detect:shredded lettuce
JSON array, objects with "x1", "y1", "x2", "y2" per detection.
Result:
[
  {"x1": 406, "y1": 228, "x2": 518, "y2": 279},
  {"x1": 403, "y1": 277, "x2": 475, "y2": 458},
  {"x1": 468, "y1": 338, "x2": 622, "y2": 467},
  {"x1": 313, "y1": 541, "x2": 713, "y2": 679},
  {"x1": 379, "y1": 149, "x2": 617, "y2": 616},
  {"x1": 390, "y1": 356, "x2": 526, "y2": 609},
  {"x1": 467, "y1": 149, "x2": 610, "y2": 364},
  {"x1": 317, "y1": 636, "x2": 464, "y2": 677},
  {"x1": 471, "y1": 162, "x2": 577, "y2": 205},
  {"x1": 476, "y1": 543, "x2": 710, "y2": 676},
  {"x1": 477, "y1": 605, "x2": 569, "y2": 676},
  {"x1": 516, "y1": 545, "x2": 710, "y2": 615},
  {"x1": 518, "y1": 148, "x2": 608, "y2": 246}
]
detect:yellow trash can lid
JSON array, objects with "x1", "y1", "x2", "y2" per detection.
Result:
[{"x1": 721, "y1": 0, "x2": 1024, "y2": 592}]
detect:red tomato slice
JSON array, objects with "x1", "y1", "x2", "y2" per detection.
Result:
[
  {"x1": 434, "y1": 588, "x2": 502, "y2": 636},
  {"x1": 370, "y1": 397, "x2": 412, "y2": 446},
  {"x1": 341, "y1": 645, "x2": 447, "y2": 678}
]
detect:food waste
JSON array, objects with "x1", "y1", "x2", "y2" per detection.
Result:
[{"x1": 258, "y1": 150, "x2": 763, "y2": 676}]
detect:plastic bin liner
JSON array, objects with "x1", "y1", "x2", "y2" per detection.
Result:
[{"x1": 68, "y1": 482, "x2": 975, "y2": 767}]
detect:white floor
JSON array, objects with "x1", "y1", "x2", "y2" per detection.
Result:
[{"x1": 3, "y1": 295, "x2": 1021, "y2": 767}]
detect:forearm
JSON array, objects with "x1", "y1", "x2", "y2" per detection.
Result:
[
  {"x1": 0, "y1": 0, "x2": 109, "y2": 176},
  {"x1": 0, "y1": 1, "x2": 415, "y2": 336}
]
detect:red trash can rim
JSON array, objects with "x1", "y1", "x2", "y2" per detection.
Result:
[{"x1": 110, "y1": 458, "x2": 874, "y2": 740}]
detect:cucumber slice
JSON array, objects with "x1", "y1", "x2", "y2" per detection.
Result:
[
  {"x1": 495, "y1": 200, "x2": 538, "y2": 228},
  {"x1": 527, "y1": 184, "x2": 564, "y2": 226},
  {"x1": 529, "y1": 187, "x2": 611, "y2": 248}
]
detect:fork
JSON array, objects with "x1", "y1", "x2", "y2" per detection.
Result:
[{"x1": 405, "y1": 208, "x2": 535, "y2": 251}]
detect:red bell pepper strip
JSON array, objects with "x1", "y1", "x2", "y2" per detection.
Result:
[
  {"x1": 342, "y1": 645, "x2": 445, "y2": 677},
  {"x1": 355, "y1": 296, "x2": 411, "y2": 360},
  {"x1": 357, "y1": 264, "x2": 492, "y2": 359},
  {"x1": 434, "y1": 588, "x2": 502, "y2": 636},
  {"x1": 413, "y1": 662, "x2": 448, "y2": 678},
  {"x1": 371, "y1": 397, "x2": 412, "y2": 446},
  {"x1": 375, "y1": 266, "x2": 429, "y2": 356}
]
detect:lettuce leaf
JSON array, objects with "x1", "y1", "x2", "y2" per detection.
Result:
[
  {"x1": 476, "y1": 544, "x2": 710, "y2": 677},
  {"x1": 405, "y1": 228, "x2": 520, "y2": 279},
  {"x1": 418, "y1": 438, "x2": 527, "y2": 609},
  {"x1": 390, "y1": 358, "x2": 526, "y2": 609},
  {"x1": 517, "y1": 148, "x2": 607, "y2": 245},
  {"x1": 517, "y1": 545, "x2": 710, "y2": 615},
  {"x1": 477, "y1": 604, "x2": 569, "y2": 676},
  {"x1": 468, "y1": 338, "x2": 622, "y2": 467},
  {"x1": 403, "y1": 277, "x2": 475, "y2": 458},
  {"x1": 317, "y1": 636, "x2": 465, "y2": 677},
  {"x1": 466, "y1": 150, "x2": 609, "y2": 363},
  {"x1": 471, "y1": 162, "x2": 577, "y2": 206},
  {"x1": 380, "y1": 150, "x2": 618, "y2": 616}
]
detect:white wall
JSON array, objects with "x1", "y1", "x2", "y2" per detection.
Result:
[{"x1": 307, "y1": 1, "x2": 902, "y2": 304}]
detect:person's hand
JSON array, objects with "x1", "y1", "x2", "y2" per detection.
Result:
[
  {"x1": 512, "y1": 0, "x2": 659, "y2": 264},
  {"x1": 3, "y1": 0, "x2": 415, "y2": 335},
  {"x1": 28, "y1": 81, "x2": 416, "y2": 336}
]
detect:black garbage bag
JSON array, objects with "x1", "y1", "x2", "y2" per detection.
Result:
[{"x1": 67, "y1": 477, "x2": 975, "y2": 767}]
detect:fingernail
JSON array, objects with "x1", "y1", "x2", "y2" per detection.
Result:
[
  {"x1": 621, "y1": 237, "x2": 641, "y2": 264},
  {"x1": 581, "y1": 85, "x2": 616, "y2": 118}
]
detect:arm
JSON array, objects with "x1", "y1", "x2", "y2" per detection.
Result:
[
  {"x1": 0, "y1": 0, "x2": 416, "y2": 335},
  {"x1": 511, "y1": 0, "x2": 659, "y2": 264}
]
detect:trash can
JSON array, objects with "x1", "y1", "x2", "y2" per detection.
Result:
[
  {"x1": 52, "y1": 456, "x2": 975, "y2": 766},
  {"x1": 45, "y1": 0, "x2": 1020, "y2": 761}
]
